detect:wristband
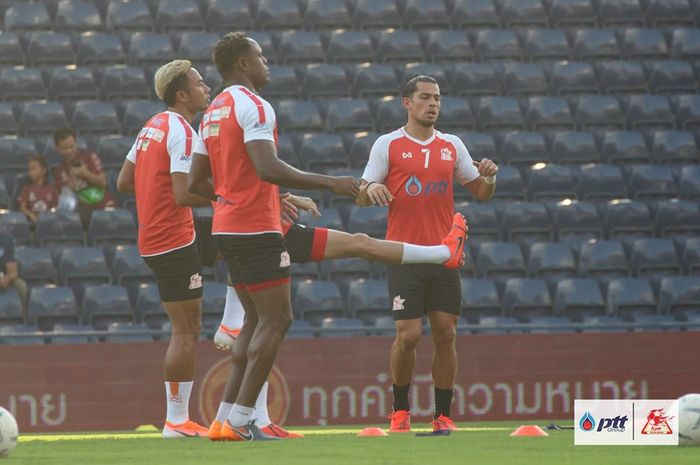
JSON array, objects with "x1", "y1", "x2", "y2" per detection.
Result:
[
  {"x1": 365, "y1": 182, "x2": 376, "y2": 190},
  {"x1": 483, "y1": 175, "x2": 496, "y2": 185}
]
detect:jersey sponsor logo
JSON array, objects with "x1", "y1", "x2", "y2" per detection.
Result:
[
  {"x1": 404, "y1": 176, "x2": 449, "y2": 197},
  {"x1": 169, "y1": 394, "x2": 182, "y2": 402},
  {"x1": 141, "y1": 140, "x2": 150, "y2": 151},
  {"x1": 153, "y1": 129, "x2": 165, "y2": 143},
  {"x1": 280, "y1": 251, "x2": 291, "y2": 268},
  {"x1": 392, "y1": 295, "x2": 405, "y2": 311},
  {"x1": 253, "y1": 122, "x2": 272, "y2": 130},
  {"x1": 189, "y1": 273, "x2": 203, "y2": 290},
  {"x1": 405, "y1": 175, "x2": 423, "y2": 196},
  {"x1": 402, "y1": 152, "x2": 413, "y2": 159},
  {"x1": 441, "y1": 147, "x2": 453, "y2": 161}
]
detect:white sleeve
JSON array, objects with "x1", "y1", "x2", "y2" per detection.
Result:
[
  {"x1": 125, "y1": 140, "x2": 137, "y2": 163},
  {"x1": 361, "y1": 136, "x2": 391, "y2": 184},
  {"x1": 193, "y1": 120, "x2": 208, "y2": 156},
  {"x1": 167, "y1": 121, "x2": 194, "y2": 174},
  {"x1": 451, "y1": 136, "x2": 480, "y2": 185},
  {"x1": 234, "y1": 95, "x2": 275, "y2": 144}
]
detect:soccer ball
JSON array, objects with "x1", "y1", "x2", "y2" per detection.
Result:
[
  {"x1": 0, "y1": 407, "x2": 19, "y2": 458},
  {"x1": 679, "y1": 393, "x2": 700, "y2": 446}
]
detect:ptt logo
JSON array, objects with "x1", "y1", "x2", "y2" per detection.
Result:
[
  {"x1": 579, "y1": 411, "x2": 628, "y2": 433},
  {"x1": 404, "y1": 175, "x2": 449, "y2": 197}
]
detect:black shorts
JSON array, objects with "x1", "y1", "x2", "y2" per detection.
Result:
[
  {"x1": 215, "y1": 233, "x2": 290, "y2": 291},
  {"x1": 387, "y1": 264, "x2": 461, "y2": 321},
  {"x1": 285, "y1": 224, "x2": 329, "y2": 263},
  {"x1": 142, "y1": 243, "x2": 203, "y2": 302}
]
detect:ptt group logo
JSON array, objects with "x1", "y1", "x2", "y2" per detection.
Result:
[
  {"x1": 404, "y1": 175, "x2": 448, "y2": 197},
  {"x1": 579, "y1": 411, "x2": 628, "y2": 433}
]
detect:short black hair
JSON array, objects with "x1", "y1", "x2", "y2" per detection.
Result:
[
  {"x1": 162, "y1": 73, "x2": 191, "y2": 106},
  {"x1": 402, "y1": 75, "x2": 439, "y2": 98},
  {"x1": 213, "y1": 32, "x2": 252, "y2": 78},
  {"x1": 53, "y1": 128, "x2": 76, "y2": 146},
  {"x1": 28, "y1": 154, "x2": 49, "y2": 185}
]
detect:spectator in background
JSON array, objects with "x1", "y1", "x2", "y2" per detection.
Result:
[
  {"x1": 52, "y1": 128, "x2": 115, "y2": 228},
  {"x1": 0, "y1": 232, "x2": 28, "y2": 320},
  {"x1": 17, "y1": 154, "x2": 57, "y2": 223}
]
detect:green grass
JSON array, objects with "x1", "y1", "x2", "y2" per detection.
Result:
[{"x1": 8, "y1": 422, "x2": 699, "y2": 465}]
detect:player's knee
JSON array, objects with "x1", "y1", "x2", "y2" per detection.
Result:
[
  {"x1": 396, "y1": 327, "x2": 422, "y2": 350},
  {"x1": 432, "y1": 327, "x2": 456, "y2": 352}
]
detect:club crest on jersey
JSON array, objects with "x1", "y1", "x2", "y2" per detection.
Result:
[
  {"x1": 169, "y1": 394, "x2": 182, "y2": 402},
  {"x1": 402, "y1": 152, "x2": 413, "y2": 159},
  {"x1": 280, "y1": 251, "x2": 291, "y2": 268},
  {"x1": 189, "y1": 273, "x2": 203, "y2": 290},
  {"x1": 441, "y1": 147, "x2": 453, "y2": 161},
  {"x1": 392, "y1": 295, "x2": 405, "y2": 311}
]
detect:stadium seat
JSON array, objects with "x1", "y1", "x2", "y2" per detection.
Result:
[
  {"x1": 603, "y1": 199, "x2": 654, "y2": 245},
  {"x1": 298, "y1": 133, "x2": 348, "y2": 172},
  {"x1": 128, "y1": 33, "x2": 174, "y2": 67},
  {"x1": 476, "y1": 97, "x2": 525, "y2": 132},
  {"x1": 503, "y1": 278, "x2": 552, "y2": 321},
  {"x1": 630, "y1": 313, "x2": 678, "y2": 331},
  {"x1": 630, "y1": 239, "x2": 682, "y2": 285},
  {"x1": 551, "y1": 200, "x2": 603, "y2": 249},
  {"x1": 19, "y1": 101, "x2": 68, "y2": 138},
  {"x1": 485, "y1": 165, "x2": 524, "y2": 201},
  {"x1": 346, "y1": 278, "x2": 389, "y2": 324},
  {"x1": 461, "y1": 278, "x2": 502, "y2": 321},
  {"x1": 0, "y1": 288, "x2": 23, "y2": 325},
  {"x1": 58, "y1": 246, "x2": 111, "y2": 300},
  {"x1": 347, "y1": 206, "x2": 387, "y2": 238},
  {"x1": 27, "y1": 286, "x2": 80, "y2": 331},
  {"x1": 425, "y1": 30, "x2": 473, "y2": 63},
  {"x1": 650, "y1": 130, "x2": 699, "y2": 165},
  {"x1": 112, "y1": 245, "x2": 155, "y2": 303},
  {"x1": 578, "y1": 239, "x2": 630, "y2": 282},
  {"x1": 303, "y1": 0, "x2": 351, "y2": 30},
  {"x1": 277, "y1": 31, "x2": 324, "y2": 65},
  {"x1": 104, "y1": 322, "x2": 153, "y2": 343},
  {"x1": 276, "y1": 100, "x2": 323, "y2": 133},
  {"x1": 301, "y1": 64, "x2": 349, "y2": 99},
  {"x1": 0, "y1": 210, "x2": 31, "y2": 246},
  {"x1": 681, "y1": 237, "x2": 700, "y2": 275},
  {"x1": 522, "y1": 29, "x2": 571, "y2": 62},
  {"x1": 647, "y1": 61, "x2": 698, "y2": 95},
  {"x1": 670, "y1": 28, "x2": 700, "y2": 60},
  {"x1": 576, "y1": 164, "x2": 626, "y2": 201},
  {"x1": 597, "y1": 0, "x2": 645, "y2": 27},
  {"x1": 352, "y1": 64, "x2": 400, "y2": 98},
  {"x1": 373, "y1": 96, "x2": 406, "y2": 132},
  {"x1": 4, "y1": 2, "x2": 51, "y2": 32},
  {"x1": 289, "y1": 262, "x2": 320, "y2": 282},
  {"x1": 620, "y1": 28, "x2": 669, "y2": 60},
  {"x1": 155, "y1": 0, "x2": 203, "y2": 32},
  {"x1": 672, "y1": 94, "x2": 700, "y2": 133},
  {"x1": 326, "y1": 30, "x2": 374, "y2": 64},
  {"x1": 95, "y1": 135, "x2": 134, "y2": 170},
  {"x1": 376, "y1": 30, "x2": 423, "y2": 64},
  {"x1": 402, "y1": 0, "x2": 450, "y2": 29},
  {"x1": 76, "y1": 32, "x2": 126, "y2": 65},
  {"x1": 286, "y1": 318, "x2": 314, "y2": 338},
  {"x1": 106, "y1": 0, "x2": 153, "y2": 32},
  {"x1": 499, "y1": 63, "x2": 548, "y2": 96},
  {"x1": 48, "y1": 67, "x2": 98, "y2": 102},
  {"x1": 606, "y1": 277, "x2": 657, "y2": 320},
  {"x1": 0, "y1": 103, "x2": 15, "y2": 135},
  {"x1": 55, "y1": 0, "x2": 101, "y2": 31},
  {"x1": 549, "y1": 131, "x2": 600, "y2": 165},
  {"x1": 553, "y1": 278, "x2": 605, "y2": 320},
  {"x1": 654, "y1": 199, "x2": 700, "y2": 241},
  {"x1": 204, "y1": 0, "x2": 252, "y2": 31},
  {"x1": 646, "y1": 0, "x2": 695, "y2": 27},
  {"x1": 626, "y1": 164, "x2": 677, "y2": 201},
  {"x1": 0, "y1": 178, "x2": 10, "y2": 208},
  {"x1": 134, "y1": 283, "x2": 166, "y2": 327},
  {"x1": 48, "y1": 323, "x2": 95, "y2": 344},
  {"x1": 459, "y1": 131, "x2": 498, "y2": 160},
  {"x1": 679, "y1": 165, "x2": 700, "y2": 201},
  {"x1": 348, "y1": 132, "x2": 380, "y2": 168},
  {"x1": 294, "y1": 280, "x2": 345, "y2": 324},
  {"x1": 454, "y1": 202, "x2": 501, "y2": 245},
  {"x1": 499, "y1": 131, "x2": 549, "y2": 167},
  {"x1": 121, "y1": 100, "x2": 166, "y2": 135},
  {"x1": 597, "y1": 61, "x2": 648, "y2": 95},
  {"x1": 352, "y1": 0, "x2": 401, "y2": 30},
  {"x1": 15, "y1": 246, "x2": 56, "y2": 286},
  {"x1": 34, "y1": 211, "x2": 85, "y2": 256},
  {"x1": 460, "y1": 247, "x2": 478, "y2": 278},
  {"x1": 624, "y1": 95, "x2": 675, "y2": 132},
  {"x1": 580, "y1": 315, "x2": 626, "y2": 333},
  {"x1": 499, "y1": 0, "x2": 548, "y2": 28},
  {"x1": 437, "y1": 97, "x2": 475, "y2": 132},
  {"x1": 0, "y1": 68, "x2": 46, "y2": 102},
  {"x1": 319, "y1": 317, "x2": 367, "y2": 337},
  {"x1": 500, "y1": 202, "x2": 552, "y2": 246},
  {"x1": 599, "y1": 130, "x2": 650, "y2": 165},
  {"x1": 261, "y1": 65, "x2": 299, "y2": 99},
  {"x1": 527, "y1": 316, "x2": 575, "y2": 333},
  {"x1": 659, "y1": 276, "x2": 700, "y2": 317},
  {"x1": 87, "y1": 208, "x2": 137, "y2": 253},
  {"x1": 476, "y1": 242, "x2": 527, "y2": 287},
  {"x1": 527, "y1": 164, "x2": 576, "y2": 202},
  {"x1": 450, "y1": 63, "x2": 499, "y2": 97},
  {"x1": 325, "y1": 99, "x2": 373, "y2": 133},
  {"x1": 82, "y1": 284, "x2": 132, "y2": 329},
  {"x1": 451, "y1": 0, "x2": 500, "y2": 28},
  {"x1": 527, "y1": 242, "x2": 577, "y2": 284},
  {"x1": 177, "y1": 32, "x2": 218, "y2": 66},
  {"x1": 524, "y1": 97, "x2": 575, "y2": 132},
  {"x1": 0, "y1": 32, "x2": 24, "y2": 66},
  {"x1": 26, "y1": 32, "x2": 74, "y2": 66},
  {"x1": 548, "y1": 0, "x2": 597, "y2": 28},
  {"x1": 549, "y1": 62, "x2": 598, "y2": 96},
  {"x1": 473, "y1": 29, "x2": 521, "y2": 61},
  {"x1": 255, "y1": 0, "x2": 302, "y2": 30},
  {"x1": 72, "y1": 101, "x2": 121, "y2": 136},
  {"x1": 244, "y1": 31, "x2": 275, "y2": 63},
  {"x1": 401, "y1": 63, "x2": 451, "y2": 94},
  {"x1": 571, "y1": 28, "x2": 620, "y2": 61},
  {"x1": 475, "y1": 316, "x2": 522, "y2": 334},
  {"x1": 0, "y1": 325, "x2": 44, "y2": 345},
  {"x1": 297, "y1": 206, "x2": 343, "y2": 231},
  {"x1": 100, "y1": 65, "x2": 149, "y2": 100},
  {"x1": 574, "y1": 95, "x2": 625, "y2": 131}
]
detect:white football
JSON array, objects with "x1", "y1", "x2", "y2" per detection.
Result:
[
  {"x1": 0, "y1": 407, "x2": 19, "y2": 458},
  {"x1": 678, "y1": 393, "x2": 700, "y2": 446}
]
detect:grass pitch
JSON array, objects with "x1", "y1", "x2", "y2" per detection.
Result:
[{"x1": 9, "y1": 422, "x2": 699, "y2": 465}]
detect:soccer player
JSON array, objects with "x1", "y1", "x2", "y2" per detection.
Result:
[
  {"x1": 116, "y1": 59, "x2": 213, "y2": 438},
  {"x1": 187, "y1": 32, "x2": 360, "y2": 441},
  {"x1": 356, "y1": 75, "x2": 499, "y2": 433}
]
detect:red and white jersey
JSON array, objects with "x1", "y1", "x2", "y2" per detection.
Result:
[
  {"x1": 126, "y1": 111, "x2": 198, "y2": 256},
  {"x1": 362, "y1": 128, "x2": 479, "y2": 245},
  {"x1": 193, "y1": 84, "x2": 281, "y2": 235}
]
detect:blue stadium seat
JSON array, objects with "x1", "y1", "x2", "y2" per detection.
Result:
[
  {"x1": 672, "y1": 94, "x2": 700, "y2": 133},
  {"x1": 501, "y1": 202, "x2": 552, "y2": 246},
  {"x1": 58, "y1": 246, "x2": 111, "y2": 300},
  {"x1": 319, "y1": 317, "x2": 367, "y2": 337},
  {"x1": 451, "y1": 63, "x2": 499, "y2": 97},
  {"x1": 301, "y1": 64, "x2": 349, "y2": 99},
  {"x1": 403, "y1": 0, "x2": 450, "y2": 29},
  {"x1": 486, "y1": 165, "x2": 524, "y2": 201},
  {"x1": 77, "y1": 32, "x2": 126, "y2": 65},
  {"x1": 475, "y1": 316, "x2": 522, "y2": 334},
  {"x1": 277, "y1": 31, "x2": 324, "y2": 65},
  {"x1": 499, "y1": 131, "x2": 549, "y2": 167},
  {"x1": 134, "y1": 283, "x2": 165, "y2": 327},
  {"x1": 112, "y1": 245, "x2": 155, "y2": 303},
  {"x1": 527, "y1": 316, "x2": 575, "y2": 333},
  {"x1": 48, "y1": 323, "x2": 94, "y2": 344},
  {"x1": 82, "y1": 284, "x2": 132, "y2": 329},
  {"x1": 476, "y1": 241, "x2": 527, "y2": 287},
  {"x1": 580, "y1": 315, "x2": 626, "y2": 333},
  {"x1": 298, "y1": 133, "x2": 348, "y2": 172},
  {"x1": 48, "y1": 67, "x2": 98, "y2": 101},
  {"x1": 373, "y1": 96, "x2": 406, "y2": 132},
  {"x1": 276, "y1": 133, "x2": 298, "y2": 166},
  {"x1": 454, "y1": 202, "x2": 501, "y2": 245},
  {"x1": 0, "y1": 68, "x2": 46, "y2": 102},
  {"x1": 55, "y1": 0, "x2": 101, "y2": 31},
  {"x1": 26, "y1": 32, "x2": 74, "y2": 66},
  {"x1": 459, "y1": 131, "x2": 498, "y2": 160},
  {"x1": 460, "y1": 246, "x2": 478, "y2": 278},
  {"x1": 0, "y1": 288, "x2": 23, "y2": 325},
  {"x1": 647, "y1": 61, "x2": 698, "y2": 95},
  {"x1": 34, "y1": 211, "x2": 85, "y2": 258},
  {"x1": 659, "y1": 276, "x2": 700, "y2": 318},
  {"x1": 95, "y1": 135, "x2": 133, "y2": 169},
  {"x1": 346, "y1": 278, "x2": 389, "y2": 324},
  {"x1": 499, "y1": 63, "x2": 548, "y2": 96},
  {"x1": 352, "y1": 0, "x2": 401, "y2": 30},
  {"x1": 503, "y1": 278, "x2": 552, "y2": 321},
  {"x1": 548, "y1": 0, "x2": 597, "y2": 28},
  {"x1": 476, "y1": 97, "x2": 525, "y2": 132},
  {"x1": 100, "y1": 65, "x2": 149, "y2": 100},
  {"x1": 0, "y1": 210, "x2": 31, "y2": 246},
  {"x1": 286, "y1": 318, "x2": 314, "y2": 338},
  {"x1": 376, "y1": 30, "x2": 423, "y2": 64},
  {"x1": 451, "y1": 0, "x2": 500, "y2": 28},
  {"x1": 551, "y1": 200, "x2": 602, "y2": 249},
  {"x1": 679, "y1": 165, "x2": 700, "y2": 201},
  {"x1": 650, "y1": 130, "x2": 699, "y2": 165},
  {"x1": 304, "y1": 0, "x2": 351, "y2": 30},
  {"x1": 155, "y1": 0, "x2": 203, "y2": 32},
  {"x1": 549, "y1": 131, "x2": 600, "y2": 165},
  {"x1": 352, "y1": 64, "x2": 400, "y2": 98},
  {"x1": 646, "y1": 0, "x2": 696, "y2": 27},
  {"x1": 549, "y1": 62, "x2": 598, "y2": 96},
  {"x1": 654, "y1": 199, "x2": 700, "y2": 241},
  {"x1": 0, "y1": 32, "x2": 24, "y2": 66},
  {"x1": 205, "y1": 0, "x2": 252, "y2": 31},
  {"x1": 15, "y1": 246, "x2": 56, "y2": 286},
  {"x1": 606, "y1": 277, "x2": 657, "y2": 320},
  {"x1": 0, "y1": 177, "x2": 10, "y2": 208},
  {"x1": 579, "y1": 239, "x2": 630, "y2": 283},
  {"x1": 630, "y1": 239, "x2": 682, "y2": 284},
  {"x1": 243, "y1": 31, "x2": 275, "y2": 63},
  {"x1": 671, "y1": 28, "x2": 700, "y2": 60},
  {"x1": 576, "y1": 164, "x2": 626, "y2": 201},
  {"x1": 681, "y1": 237, "x2": 700, "y2": 275},
  {"x1": 87, "y1": 208, "x2": 137, "y2": 253},
  {"x1": 27, "y1": 286, "x2": 80, "y2": 331},
  {"x1": 177, "y1": 32, "x2": 218, "y2": 66},
  {"x1": 19, "y1": 101, "x2": 68, "y2": 138},
  {"x1": 524, "y1": 97, "x2": 575, "y2": 132},
  {"x1": 128, "y1": 33, "x2": 174, "y2": 67},
  {"x1": 626, "y1": 164, "x2": 677, "y2": 201},
  {"x1": 473, "y1": 29, "x2": 521, "y2": 61},
  {"x1": 599, "y1": 130, "x2": 651, "y2": 165},
  {"x1": 522, "y1": 29, "x2": 571, "y2": 61},
  {"x1": 603, "y1": 199, "x2": 654, "y2": 246},
  {"x1": 630, "y1": 314, "x2": 678, "y2": 331},
  {"x1": 401, "y1": 62, "x2": 449, "y2": 94},
  {"x1": 622, "y1": 28, "x2": 669, "y2": 61},
  {"x1": 574, "y1": 95, "x2": 625, "y2": 131},
  {"x1": 425, "y1": 30, "x2": 473, "y2": 63},
  {"x1": 72, "y1": 101, "x2": 121, "y2": 136},
  {"x1": 623, "y1": 95, "x2": 675, "y2": 132},
  {"x1": 106, "y1": 0, "x2": 153, "y2": 33},
  {"x1": 297, "y1": 206, "x2": 343, "y2": 231},
  {"x1": 571, "y1": 28, "x2": 620, "y2": 61},
  {"x1": 437, "y1": 97, "x2": 474, "y2": 132},
  {"x1": 289, "y1": 262, "x2": 320, "y2": 281},
  {"x1": 461, "y1": 278, "x2": 501, "y2": 321},
  {"x1": 121, "y1": 100, "x2": 165, "y2": 135},
  {"x1": 260, "y1": 65, "x2": 298, "y2": 99},
  {"x1": 597, "y1": 61, "x2": 648, "y2": 95},
  {"x1": 0, "y1": 103, "x2": 15, "y2": 135},
  {"x1": 294, "y1": 280, "x2": 345, "y2": 324},
  {"x1": 0, "y1": 325, "x2": 44, "y2": 345},
  {"x1": 349, "y1": 132, "x2": 380, "y2": 168},
  {"x1": 104, "y1": 322, "x2": 153, "y2": 343},
  {"x1": 527, "y1": 164, "x2": 576, "y2": 202},
  {"x1": 326, "y1": 30, "x2": 374, "y2": 64},
  {"x1": 276, "y1": 100, "x2": 323, "y2": 133},
  {"x1": 255, "y1": 0, "x2": 302, "y2": 30},
  {"x1": 554, "y1": 278, "x2": 605, "y2": 320},
  {"x1": 499, "y1": 0, "x2": 547, "y2": 28},
  {"x1": 347, "y1": 206, "x2": 387, "y2": 238},
  {"x1": 325, "y1": 99, "x2": 373, "y2": 133},
  {"x1": 528, "y1": 242, "x2": 577, "y2": 285},
  {"x1": 4, "y1": 2, "x2": 51, "y2": 32},
  {"x1": 597, "y1": 0, "x2": 645, "y2": 28}
]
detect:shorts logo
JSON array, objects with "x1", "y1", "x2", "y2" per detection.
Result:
[
  {"x1": 392, "y1": 295, "x2": 405, "y2": 311},
  {"x1": 169, "y1": 395, "x2": 182, "y2": 402},
  {"x1": 441, "y1": 147, "x2": 453, "y2": 161},
  {"x1": 189, "y1": 273, "x2": 203, "y2": 290},
  {"x1": 280, "y1": 251, "x2": 291, "y2": 268},
  {"x1": 641, "y1": 409, "x2": 674, "y2": 435}
]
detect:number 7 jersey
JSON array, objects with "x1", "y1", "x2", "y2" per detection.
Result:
[{"x1": 361, "y1": 128, "x2": 479, "y2": 246}]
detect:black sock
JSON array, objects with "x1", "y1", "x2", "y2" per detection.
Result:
[
  {"x1": 434, "y1": 387, "x2": 453, "y2": 419},
  {"x1": 393, "y1": 383, "x2": 410, "y2": 412}
]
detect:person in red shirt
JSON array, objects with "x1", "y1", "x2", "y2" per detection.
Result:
[
  {"x1": 187, "y1": 32, "x2": 360, "y2": 441},
  {"x1": 17, "y1": 154, "x2": 57, "y2": 223},
  {"x1": 356, "y1": 75, "x2": 499, "y2": 434},
  {"x1": 52, "y1": 128, "x2": 115, "y2": 227},
  {"x1": 116, "y1": 59, "x2": 212, "y2": 438}
]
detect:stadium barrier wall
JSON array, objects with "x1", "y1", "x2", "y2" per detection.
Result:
[{"x1": 1, "y1": 332, "x2": 697, "y2": 432}]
